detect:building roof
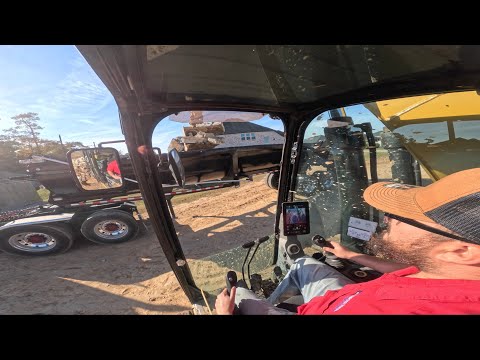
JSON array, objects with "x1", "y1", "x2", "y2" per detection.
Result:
[{"x1": 222, "y1": 122, "x2": 284, "y2": 137}]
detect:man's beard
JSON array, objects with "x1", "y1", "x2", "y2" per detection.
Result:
[{"x1": 365, "y1": 231, "x2": 437, "y2": 271}]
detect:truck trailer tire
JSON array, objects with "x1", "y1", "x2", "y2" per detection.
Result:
[
  {"x1": 265, "y1": 171, "x2": 279, "y2": 190},
  {"x1": 80, "y1": 209, "x2": 139, "y2": 245},
  {"x1": 0, "y1": 223, "x2": 74, "y2": 256}
]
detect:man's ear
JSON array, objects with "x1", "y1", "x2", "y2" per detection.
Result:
[{"x1": 434, "y1": 241, "x2": 480, "y2": 265}]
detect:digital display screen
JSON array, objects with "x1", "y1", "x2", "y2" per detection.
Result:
[{"x1": 282, "y1": 201, "x2": 310, "y2": 236}]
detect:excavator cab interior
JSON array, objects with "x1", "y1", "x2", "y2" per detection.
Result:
[
  {"x1": 182, "y1": 90, "x2": 480, "y2": 313},
  {"x1": 75, "y1": 45, "x2": 480, "y2": 314}
]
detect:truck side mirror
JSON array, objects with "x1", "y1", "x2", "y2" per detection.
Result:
[{"x1": 67, "y1": 147, "x2": 125, "y2": 191}]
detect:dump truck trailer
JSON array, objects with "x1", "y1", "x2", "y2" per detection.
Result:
[{"x1": 0, "y1": 137, "x2": 283, "y2": 256}]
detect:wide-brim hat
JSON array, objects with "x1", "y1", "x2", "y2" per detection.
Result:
[{"x1": 363, "y1": 168, "x2": 480, "y2": 244}]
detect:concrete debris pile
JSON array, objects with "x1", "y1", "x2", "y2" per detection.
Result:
[
  {"x1": 71, "y1": 156, "x2": 94, "y2": 184},
  {"x1": 169, "y1": 122, "x2": 225, "y2": 152}
]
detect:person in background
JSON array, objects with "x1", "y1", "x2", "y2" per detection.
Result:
[{"x1": 106, "y1": 158, "x2": 121, "y2": 180}]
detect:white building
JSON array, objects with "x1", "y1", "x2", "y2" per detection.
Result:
[
  {"x1": 214, "y1": 122, "x2": 284, "y2": 148},
  {"x1": 171, "y1": 121, "x2": 284, "y2": 152}
]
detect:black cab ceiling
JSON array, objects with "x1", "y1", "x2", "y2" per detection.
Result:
[{"x1": 76, "y1": 45, "x2": 480, "y2": 115}]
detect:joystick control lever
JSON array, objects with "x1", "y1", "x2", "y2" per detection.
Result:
[
  {"x1": 226, "y1": 270, "x2": 237, "y2": 296},
  {"x1": 312, "y1": 234, "x2": 344, "y2": 269},
  {"x1": 312, "y1": 234, "x2": 334, "y2": 255}
]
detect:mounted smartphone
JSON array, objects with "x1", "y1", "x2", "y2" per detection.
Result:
[{"x1": 282, "y1": 201, "x2": 310, "y2": 236}]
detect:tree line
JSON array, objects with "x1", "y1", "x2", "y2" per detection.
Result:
[{"x1": 0, "y1": 112, "x2": 84, "y2": 163}]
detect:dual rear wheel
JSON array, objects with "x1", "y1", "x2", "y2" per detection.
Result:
[{"x1": 0, "y1": 210, "x2": 139, "y2": 256}]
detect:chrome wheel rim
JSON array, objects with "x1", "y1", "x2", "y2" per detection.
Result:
[
  {"x1": 93, "y1": 220, "x2": 129, "y2": 239},
  {"x1": 8, "y1": 232, "x2": 56, "y2": 252}
]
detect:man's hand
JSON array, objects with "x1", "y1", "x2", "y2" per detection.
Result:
[
  {"x1": 324, "y1": 241, "x2": 409, "y2": 273},
  {"x1": 107, "y1": 171, "x2": 121, "y2": 180},
  {"x1": 323, "y1": 241, "x2": 356, "y2": 260},
  {"x1": 215, "y1": 287, "x2": 236, "y2": 315}
]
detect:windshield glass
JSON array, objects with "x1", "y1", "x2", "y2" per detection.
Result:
[
  {"x1": 153, "y1": 111, "x2": 284, "y2": 305},
  {"x1": 295, "y1": 90, "x2": 480, "y2": 255}
]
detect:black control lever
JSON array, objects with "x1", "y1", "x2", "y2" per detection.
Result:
[
  {"x1": 312, "y1": 234, "x2": 345, "y2": 269},
  {"x1": 241, "y1": 241, "x2": 255, "y2": 283},
  {"x1": 242, "y1": 241, "x2": 256, "y2": 249},
  {"x1": 312, "y1": 234, "x2": 334, "y2": 255},
  {"x1": 246, "y1": 236, "x2": 270, "y2": 285},
  {"x1": 226, "y1": 270, "x2": 237, "y2": 296}
]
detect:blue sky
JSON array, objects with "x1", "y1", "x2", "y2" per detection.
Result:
[
  {"x1": 0, "y1": 45, "x2": 122, "y2": 147},
  {"x1": 0, "y1": 45, "x2": 284, "y2": 153},
  {"x1": 0, "y1": 45, "x2": 382, "y2": 153}
]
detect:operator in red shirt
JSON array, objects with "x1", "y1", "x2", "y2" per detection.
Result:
[
  {"x1": 215, "y1": 167, "x2": 480, "y2": 315},
  {"x1": 106, "y1": 159, "x2": 121, "y2": 180}
]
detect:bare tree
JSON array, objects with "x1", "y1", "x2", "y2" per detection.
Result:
[
  {"x1": 4, "y1": 112, "x2": 43, "y2": 155},
  {"x1": 1, "y1": 114, "x2": 87, "y2": 163}
]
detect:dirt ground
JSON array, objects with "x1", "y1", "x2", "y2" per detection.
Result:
[{"x1": 0, "y1": 179, "x2": 278, "y2": 315}]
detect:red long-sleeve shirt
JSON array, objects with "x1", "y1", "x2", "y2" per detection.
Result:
[
  {"x1": 107, "y1": 160, "x2": 120, "y2": 175},
  {"x1": 297, "y1": 266, "x2": 480, "y2": 315}
]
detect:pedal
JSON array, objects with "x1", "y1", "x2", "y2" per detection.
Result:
[
  {"x1": 250, "y1": 273, "x2": 264, "y2": 297},
  {"x1": 272, "y1": 266, "x2": 284, "y2": 283}
]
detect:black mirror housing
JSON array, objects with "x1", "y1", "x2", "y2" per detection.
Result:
[{"x1": 67, "y1": 147, "x2": 126, "y2": 193}]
